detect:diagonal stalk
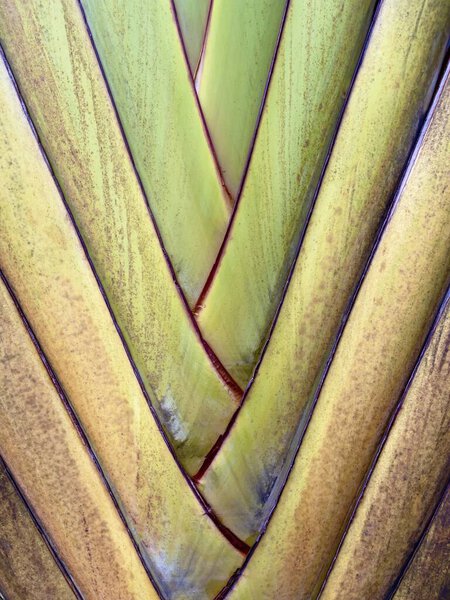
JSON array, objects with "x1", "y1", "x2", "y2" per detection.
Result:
[
  {"x1": 193, "y1": 0, "x2": 292, "y2": 315},
  {"x1": 193, "y1": 0, "x2": 382, "y2": 480},
  {"x1": 78, "y1": 0, "x2": 232, "y2": 303},
  {"x1": 77, "y1": 0, "x2": 238, "y2": 393},
  {"x1": 218, "y1": 61, "x2": 450, "y2": 597},
  {"x1": 0, "y1": 1, "x2": 241, "y2": 472},
  {"x1": 388, "y1": 482, "x2": 450, "y2": 599},
  {"x1": 195, "y1": 1, "x2": 449, "y2": 543},
  {"x1": 316, "y1": 287, "x2": 450, "y2": 598},
  {"x1": 0, "y1": 454, "x2": 82, "y2": 600},
  {"x1": 193, "y1": 0, "x2": 287, "y2": 198},
  {"x1": 0, "y1": 276, "x2": 161, "y2": 599},
  {"x1": 0, "y1": 49, "x2": 244, "y2": 597},
  {"x1": 193, "y1": 0, "x2": 214, "y2": 81},
  {"x1": 195, "y1": 0, "x2": 378, "y2": 389},
  {"x1": 169, "y1": 0, "x2": 233, "y2": 203}
]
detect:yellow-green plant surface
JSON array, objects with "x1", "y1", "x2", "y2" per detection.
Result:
[
  {"x1": 0, "y1": 49, "x2": 242, "y2": 598},
  {"x1": 197, "y1": 0, "x2": 450, "y2": 543},
  {"x1": 227, "y1": 62, "x2": 450, "y2": 598},
  {"x1": 0, "y1": 279, "x2": 159, "y2": 600},
  {"x1": 196, "y1": 0, "x2": 286, "y2": 197},
  {"x1": 196, "y1": 0, "x2": 376, "y2": 387},
  {"x1": 81, "y1": 0, "x2": 231, "y2": 304},
  {"x1": 173, "y1": 0, "x2": 210, "y2": 74},
  {"x1": 0, "y1": 0, "x2": 238, "y2": 474},
  {"x1": 0, "y1": 0, "x2": 449, "y2": 598},
  {"x1": 319, "y1": 291, "x2": 450, "y2": 599},
  {"x1": 0, "y1": 460, "x2": 76, "y2": 600}
]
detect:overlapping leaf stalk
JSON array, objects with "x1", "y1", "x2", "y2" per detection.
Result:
[{"x1": 0, "y1": 0, "x2": 449, "y2": 599}]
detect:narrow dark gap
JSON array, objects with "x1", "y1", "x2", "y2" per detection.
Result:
[
  {"x1": 193, "y1": 0, "x2": 214, "y2": 81},
  {"x1": 203, "y1": 340, "x2": 244, "y2": 399},
  {"x1": 0, "y1": 46, "x2": 245, "y2": 558},
  {"x1": 316, "y1": 286, "x2": 450, "y2": 599},
  {"x1": 193, "y1": 0, "x2": 382, "y2": 480},
  {"x1": 75, "y1": 0, "x2": 240, "y2": 396},
  {"x1": 0, "y1": 270, "x2": 165, "y2": 600},
  {"x1": 211, "y1": 15, "x2": 447, "y2": 596},
  {"x1": 0, "y1": 454, "x2": 84, "y2": 600},
  {"x1": 193, "y1": 0, "x2": 292, "y2": 315},
  {"x1": 202, "y1": 504, "x2": 250, "y2": 556},
  {"x1": 170, "y1": 0, "x2": 233, "y2": 204},
  {"x1": 385, "y1": 478, "x2": 450, "y2": 600},
  {"x1": 254, "y1": 61, "x2": 450, "y2": 589}
]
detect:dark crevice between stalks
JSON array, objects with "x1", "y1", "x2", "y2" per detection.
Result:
[
  {"x1": 315, "y1": 61, "x2": 450, "y2": 599},
  {"x1": 200, "y1": 504, "x2": 250, "y2": 556},
  {"x1": 170, "y1": 0, "x2": 233, "y2": 204},
  {"x1": 203, "y1": 340, "x2": 244, "y2": 399},
  {"x1": 193, "y1": 0, "x2": 292, "y2": 315},
  {"x1": 316, "y1": 286, "x2": 450, "y2": 600},
  {"x1": 75, "y1": 0, "x2": 240, "y2": 397},
  {"x1": 194, "y1": 0, "x2": 382, "y2": 483},
  {"x1": 259, "y1": 57, "x2": 450, "y2": 572},
  {"x1": 193, "y1": 0, "x2": 214, "y2": 81},
  {"x1": 0, "y1": 48, "x2": 245, "y2": 556},
  {"x1": 0, "y1": 454, "x2": 83, "y2": 600},
  {"x1": 0, "y1": 271, "x2": 164, "y2": 600},
  {"x1": 213, "y1": 36, "x2": 449, "y2": 600},
  {"x1": 385, "y1": 478, "x2": 450, "y2": 600}
]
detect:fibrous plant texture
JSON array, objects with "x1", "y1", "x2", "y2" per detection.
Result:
[{"x1": 0, "y1": 1, "x2": 449, "y2": 599}]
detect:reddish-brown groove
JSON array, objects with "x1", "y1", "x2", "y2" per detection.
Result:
[
  {"x1": 316, "y1": 286, "x2": 450, "y2": 599},
  {"x1": 193, "y1": 0, "x2": 292, "y2": 315},
  {"x1": 386, "y1": 479, "x2": 450, "y2": 600},
  {"x1": 202, "y1": 504, "x2": 250, "y2": 556},
  {"x1": 0, "y1": 270, "x2": 164, "y2": 600},
  {"x1": 1, "y1": 43, "x2": 246, "y2": 555},
  {"x1": 193, "y1": 0, "x2": 214, "y2": 81},
  {"x1": 170, "y1": 0, "x2": 233, "y2": 204},
  {"x1": 256, "y1": 60, "x2": 450, "y2": 554},
  {"x1": 212, "y1": 57, "x2": 447, "y2": 598},
  {"x1": 318, "y1": 55, "x2": 450, "y2": 595},
  {"x1": 0, "y1": 454, "x2": 83, "y2": 600},
  {"x1": 75, "y1": 1, "x2": 240, "y2": 397},
  {"x1": 194, "y1": 0, "x2": 382, "y2": 477},
  {"x1": 203, "y1": 340, "x2": 244, "y2": 399},
  {"x1": 4, "y1": 256, "x2": 248, "y2": 580},
  {"x1": 193, "y1": 435, "x2": 226, "y2": 482}
]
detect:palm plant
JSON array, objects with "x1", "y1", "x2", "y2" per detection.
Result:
[{"x1": 0, "y1": 0, "x2": 449, "y2": 598}]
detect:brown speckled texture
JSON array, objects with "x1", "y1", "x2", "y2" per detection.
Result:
[
  {"x1": 393, "y1": 485, "x2": 450, "y2": 600},
  {"x1": 319, "y1": 295, "x2": 450, "y2": 599},
  {"x1": 0, "y1": 462, "x2": 76, "y2": 600}
]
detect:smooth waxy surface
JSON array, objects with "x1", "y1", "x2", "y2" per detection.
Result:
[
  {"x1": 196, "y1": 0, "x2": 376, "y2": 387},
  {"x1": 0, "y1": 280, "x2": 159, "y2": 600},
  {"x1": 198, "y1": 0, "x2": 450, "y2": 542},
  {"x1": 196, "y1": 0, "x2": 286, "y2": 197},
  {"x1": 0, "y1": 56, "x2": 242, "y2": 599},
  {"x1": 0, "y1": 0, "x2": 238, "y2": 473},
  {"x1": 319, "y1": 292, "x2": 450, "y2": 599},
  {"x1": 80, "y1": 0, "x2": 230, "y2": 304},
  {"x1": 393, "y1": 485, "x2": 450, "y2": 600},
  {"x1": 174, "y1": 0, "x2": 210, "y2": 73},
  {"x1": 0, "y1": 460, "x2": 76, "y2": 600},
  {"x1": 228, "y1": 63, "x2": 450, "y2": 598}
]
